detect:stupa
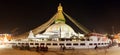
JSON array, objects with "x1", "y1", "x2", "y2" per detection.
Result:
[
  {"x1": 43, "y1": 3, "x2": 77, "y2": 38},
  {"x1": 29, "y1": 3, "x2": 84, "y2": 39}
]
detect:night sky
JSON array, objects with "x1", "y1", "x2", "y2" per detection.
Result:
[{"x1": 0, "y1": 0, "x2": 120, "y2": 35}]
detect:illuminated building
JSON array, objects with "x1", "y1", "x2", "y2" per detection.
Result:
[
  {"x1": 0, "y1": 34, "x2": 12, "y2": 45},
  {"x1": 0, "y1": 34, "x2": 11, "y2": 41},
  {"x1": 14, "y1": 3, "x2": 110, "y2": 49},
  {"x1": 28, "y1": 3, "x2": 84, "y2": 40}
]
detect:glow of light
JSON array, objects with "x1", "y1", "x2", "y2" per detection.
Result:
[
  {"x1": 0, "y1": 45, "x2": 7, "y2": 48},
  {"x1": 0, "y1": 41, "x2": 12, "y2": 48}
]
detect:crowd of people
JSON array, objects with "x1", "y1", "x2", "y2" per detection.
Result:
[
  {"x1": 18, "y1": 43, "x2": 111, "y2": 52},
  {"x1": 36, "y1": 45, "x2": 48, "y2": 52},
  {"x1": 20, "y1": 44, "x2": 30, "y2": 50},
  {"x1": 60, "y1": 45, "x2": 66, "y2": 51},
  {"x1": 18, "y1": 44, "x2": 48, "y2": 52}
]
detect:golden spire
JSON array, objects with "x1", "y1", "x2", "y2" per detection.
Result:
[
  {"x1": 58, "y1": 3, "x2": 63, "y2": 12},
  {"x1": 55, "y1": 3, "x2": 65, "y2": 23}
]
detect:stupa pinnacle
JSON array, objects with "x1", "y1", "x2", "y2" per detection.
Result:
[
  {"x1": 58, "y1": 3, "x2": 63, "y2": 12},
  {"x1": 55, "y1": 3, "x2": 65, "y2": 23}
]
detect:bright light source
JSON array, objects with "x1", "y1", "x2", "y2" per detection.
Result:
[
  {"x1": 0, "y1": 44, "x2": 12, "y2": 48},
  {"x1": 0, "y1": 45, "x2": 7, "y2": 48}
]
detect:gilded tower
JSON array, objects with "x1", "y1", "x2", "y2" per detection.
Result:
[{"x1": 55, "y1": 3, "x2": 66, "y2": 23}]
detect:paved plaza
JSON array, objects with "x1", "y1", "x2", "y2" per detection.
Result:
[{"x1": 0, "y1": 45, "x2": 120, "y2": 55}]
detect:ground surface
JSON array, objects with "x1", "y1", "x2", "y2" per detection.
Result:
[{"x1": 0, "y1": 45, "x2": 120, "y2": 55}]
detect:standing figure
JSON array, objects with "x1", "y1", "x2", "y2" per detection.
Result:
[
  {"x1": 95, "y1": 45, "x2": 98, "y2": 50},
  {"x1": 36, "y1": 46, "x2": 39, "y2": 52},
  {"x1": 60, "y1": 45, "x2": 62, "y2": 50},
  {"x1": 45, "y1": 45, "x2": 48, "y2": 51},
  {"x1": 63, "y1": 45, "x2": 66, "y2": 51}
]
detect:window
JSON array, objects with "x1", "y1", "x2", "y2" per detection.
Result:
[
  {"x1": 98, "y1": 43, "x2": 100, "y2": 45},
  {"x1": 22, "y1": 43, "x2": 24, "y2": 45},
  {"x1": 30, "y1": 43, "x2": 33, "y2": 45},
  {"x1": 73, "y1": 43, "x2": 78, "y2": 46},
  {"x1": 59, "y1": 43, "x2": 64, "y2": 45},
  {"x1": 89, "y1": 43, "x2": 93, "y2": 45},
  {"x1": 94, "y1": 43, "x2": 97, "y2": 45},
  {"x1": 40, "y1": 43, "x2": 45, "y2": 45},
  {"x1": 18, "y1": 43, "x2": 21, "y2": 44},
  {"x1": 46, "y1": 43, "x2": 51, "y2": 45},
  {"x1": 80, "y1": 43, "x2": 85, "y2": 45},
  {"x1": 101, "y1": 43, "x2": 103, "y2": 45},
  {"x1": 35, "y1": 43, "x2": 39, "y2": 45},
  {"x1": 53, "y1": 43, "x2": 58, "y2": 45},
  {"x1": 66, "y1": 43, "x2": 71, "y2": 46},
  {"x1": 25, "y1": 43, "x2": 29, "y2": 45}
]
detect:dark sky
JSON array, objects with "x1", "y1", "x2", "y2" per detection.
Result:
[{"x1": 0, "y1": 0, "x2": 120, "y2": 34}]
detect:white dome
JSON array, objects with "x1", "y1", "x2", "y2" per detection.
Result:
[
  {"x1": 45, "y1": 23, "x2": 75, "y2": 33},
  {"x1": 44, "y1": 23, "x2": 76, "y2": 38}
]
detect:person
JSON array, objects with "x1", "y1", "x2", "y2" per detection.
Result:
[
  {"x1": 95, "y1": 45, "x2": 98, "y2": 49},
  {"x1": 63, "y1": 45, "x2": 66, "y2": 51},
  {"x1": 41, "y1": 45, "x2": 45, "y2": 51},
  {"x1": 60, "y1": 45, "x2": 62, "y2": 50},
  {"x1": 26, "y1": 44, "x2": 30, "y2": 50},
  {"x1": 45, "y1": 45, "x2": 48, "y2": 51},
  {"x1": 39, "y1": 45, "x2": 42, "y2": 51},
  {"x1": 20, "y1": 44, "x2": 24, "y2": 50},
  {"x1": 36, "y1": 46, "x2": 39, "y2": 52}
]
